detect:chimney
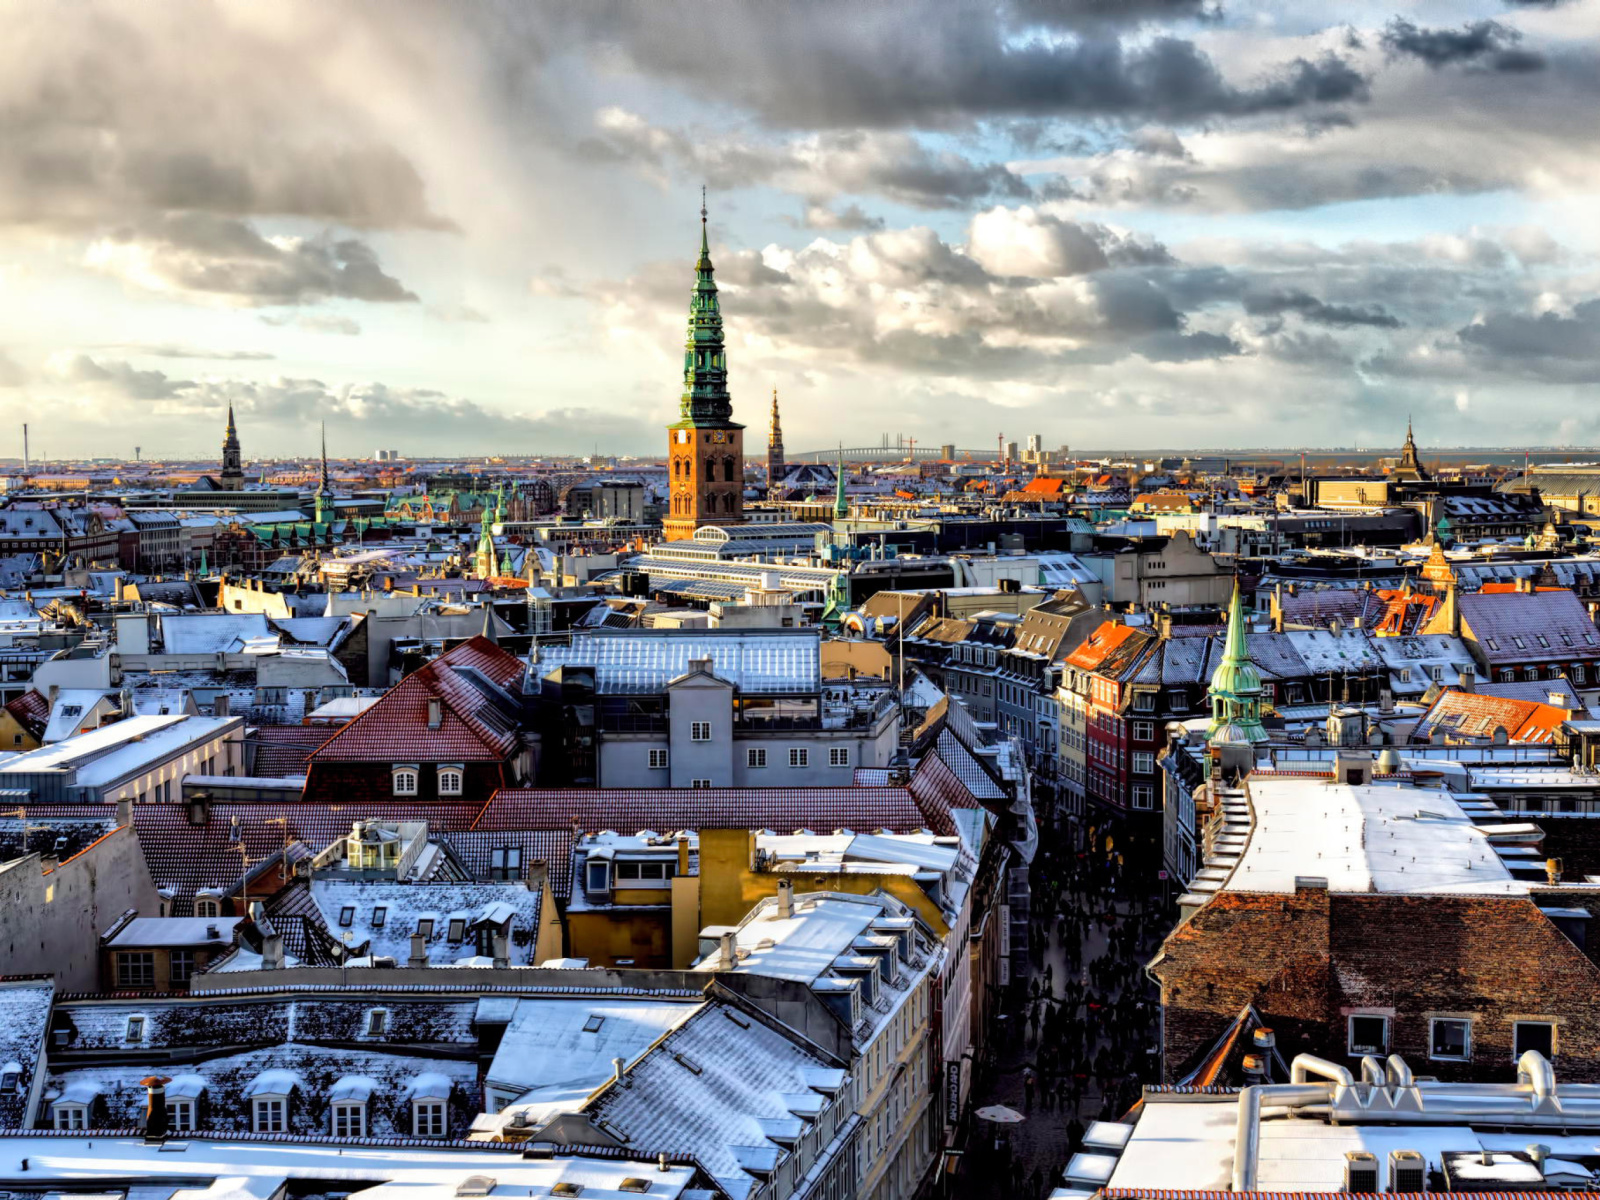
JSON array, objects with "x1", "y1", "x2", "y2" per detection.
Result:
[
  {"x1": 776, "y1": 878, "x2": 794, "y2": 919},
  {"x1": 719, "y1": 931, "x2": 737, "y2": 969},
  {"x1": 611, "y1": 1057, "x2": 626, "y2": 1085},
  {"x1": 427, "y1": 697, "x2": 442, "y2": 729},
  {"x1": 141, "y1": 1076, "x2": 171, "y2": 1142},
  {"x1": 491, "y1": 931, "x2": 509, "y2": 969},
  {"x1": 1546, "y1": 857, "x2": 1564, "y2": 886},
  {"x1": 409, "y1": 932, "x2": 429, "y2": 968},
  {"x1": 1458, "y1": 669, "x2": 1475, "y2": 693},
  {"x1": 212, "y1": 693, "x2": 229, "y2": 718},
  {"x1": 676, "y1": 832, "x2": 691, "y2": 877},
  {"x1": 117, "y1": 797, "x2": 133, "y2": 828},
  {"x1": 39, "y1": 853, "x2": 58, "y2": 873},
  {"x1": 1252, "y1": 1027, "x2": 1276, "y2": 1055},
  {"x1": 261, "y1": 929, "x2": 285, "y2": 970}
]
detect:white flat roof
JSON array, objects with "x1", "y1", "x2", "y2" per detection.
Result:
[
  {"x1": 1109, "y1": 1097, "x2": 1576, "y2": 1192},
  {"x1": 1225, "y1": 777, "x2": 1526, "y2": 896},
  {"x1": 0, "y1": 1135, "x2": 697, "y2": 1200}
]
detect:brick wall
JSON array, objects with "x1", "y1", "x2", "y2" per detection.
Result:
[{"x1": 1153, "y1": 884, "x2": 1600, "y2": 1083}]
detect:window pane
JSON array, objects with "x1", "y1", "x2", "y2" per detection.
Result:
[
  {"x1": 1515, "y1": 1022, "x2": 1555, "y2": 1060},
  {"x1": 1349, "y1": 1015, "x2": 1387, "y2": 1053},
  {"x1": 1431, "y1": 1019, "x2": 1469, "y2": 1060}
]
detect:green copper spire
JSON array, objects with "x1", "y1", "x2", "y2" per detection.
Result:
[
  {"x1": 1207, "y1": 580, "x2": 1269, "y2": 747},
  {"x1": 834, "y1": 451, "x2": 848, "y2": 521},
  {"x1": 313, "y1": 423, "x2": 333, "y2": 525},
  {"x1": 677, "y1": 190, "x2": 733, "y2": 425}
]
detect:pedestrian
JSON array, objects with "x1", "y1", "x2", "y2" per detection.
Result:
[
  {"x1": 1066, "y1": 1115, "x2": 1085, "y2": 1154},
  {"x1": 1023, "y1": 1066, "x2": 1036, "y2": 1111}
]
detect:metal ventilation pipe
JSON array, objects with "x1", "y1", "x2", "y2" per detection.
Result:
[
  {"x1": 1291, "y1": 1054, "x2": 1355, "y2": 1087},
  {"x1": 1386, "y1": 1055, "x2": 1415, "y2": 1088},
  {"x1": 1360, "y1": 1056, "x2": 1386, "y2": 1087},
  {"x1": 1519, "y1": 1049, "x2": 1555, "y2": 1105},
  {"x1": 1231, "y1": 1081, "x2": 1335, "y2": 1192}
]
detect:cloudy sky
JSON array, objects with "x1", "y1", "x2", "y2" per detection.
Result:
[{"x1": 2, "y1": 0, "x2": 1599, "y2": 461}]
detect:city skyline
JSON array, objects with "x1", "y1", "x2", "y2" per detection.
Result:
[{"x1": 2, "y1": 0, "x2": 1599, "y2": 458}]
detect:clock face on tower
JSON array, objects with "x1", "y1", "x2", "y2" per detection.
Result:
[{"x1": 711, "y1": 431, "x2": 727, "y2": 443}]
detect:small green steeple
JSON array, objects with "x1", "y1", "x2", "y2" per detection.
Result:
[
  {"x1": 314, "y1": 423, "x2": 333, "y2": 525},
  {"x1": 1207, "y1": 580, "x2": 1269, "y2": 747},
  {"x1": 833, "y1": 452, "x2": 848, "y2": 521}
]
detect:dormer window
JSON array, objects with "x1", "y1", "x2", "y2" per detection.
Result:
[
  {"x1": 53, "y1": 1102, "x2": 89, "y2": 1130},
  {"x1": 366, "y1": 1009, "x2": 389, "y2": 1037},
  {"x1": 0, "y1": 1066, "x2": 21, "y2": 1095},
  {"x1": 392, "y1": 765, "x2": 419, "y2": 796},
  {"x1": 586, "y1": 859, "x2": 611, "y2": 894},
  {"x1": 437, "y1": 765, "x2": 464, "y2": 797},
  {"x1": 332, "y1": 1101, "x2": 366, "y2": 1138},
  {"x1": 196, "y1": 898, "x2": 220, "y2": 918},
  {"x1": 125, "y1": 1016, "x2": 146, "y2": 1044}
]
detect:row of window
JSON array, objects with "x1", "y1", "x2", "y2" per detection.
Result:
[
  {"x1": 115, "y1": 951, "x2": 199, "y2": 988},
  {"x1": 1496, "y1": 665, "x2": 1585, "y2": 684},
  {"x1": 1347, "y1": 1013, "x2": 1555, "y2": 1063},
  {"x1": 653, "y1": 745, "x2": 851, "y2": 768},
  {"x1": 392, "y1": 764, "x2": 464, "y2": 796},
  {"x1": 54, "y1": 1096, "x2": 448, "y2": 1137}
]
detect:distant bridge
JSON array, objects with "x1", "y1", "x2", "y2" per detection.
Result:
[{"x1": 788, "y1": 446, "x2": 999, "y2": 464}]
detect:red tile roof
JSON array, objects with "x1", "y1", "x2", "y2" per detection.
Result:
[
  {"x1": 474, "y1": 782, "x2": 952, "y2": 838},
  {"x1": 1414, "y1": 689, "x2": 1571, "y2": 744},
  {"x1": 249, "y1": 725, "x2": 328, "y2": 777},
  {"x1": 4, "y1": 690, "x2": 48, "y2": 740},
  {"x1": 1065, "y1": 621, "x2": 1151, "y2": 674},
  {"x1": 310, "y1": 636, "x2": 525, "y2": 762}
]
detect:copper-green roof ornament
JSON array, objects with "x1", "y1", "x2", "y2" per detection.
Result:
[{"x1": 1207, "y1": 579, "x2": 1269, "y2": 748}]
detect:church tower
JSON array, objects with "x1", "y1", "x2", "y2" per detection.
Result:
[
  {"x1": 220, "y1": 403, "x2": 244, "y2": 491},
  {"x1": 663, "y1": 194, "x2": 744, "y2": 542},
  {"x1": 766, "y1": 387, "x2": 786, "y2": 495},
  {"x1": 1394, "y1": 416, "x2": 1431, "y2": 483}
]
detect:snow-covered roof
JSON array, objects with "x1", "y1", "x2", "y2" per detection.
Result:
[
  {"x1": 1223, "y1": 777, "x2": 1538, "y2": 896},
  {"x1": 105, "y1": 917, "x2": 241, "y2": 947},
  {"x1": 160, "y1": 613, "x2": 276, "y2": 655},
  {"x1": 486, "y1": 997, "x2": 701, "y2": 1116},
  {"x1": 0, "y1": 1133, "x2": 698, "y2": 1198},
  {"x1": 308, "y1": 879, "x2": 544, "y2": 966}
]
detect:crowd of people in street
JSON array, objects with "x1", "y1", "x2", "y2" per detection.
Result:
[{"x1": 959, "y1": 815, "x2": 1171, "y2": 1199}]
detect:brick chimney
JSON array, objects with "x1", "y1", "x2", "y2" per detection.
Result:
[{"x1": 140, "y1": 1075, "x2": 171, "y2": 1142}]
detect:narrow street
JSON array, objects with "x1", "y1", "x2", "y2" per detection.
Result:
[{"x1": 955, "y1": 826, "x2": 1169, "y2": 1198}]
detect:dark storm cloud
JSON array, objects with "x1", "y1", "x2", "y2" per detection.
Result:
[
  {"x1": 586, "y1": 114, "x2": 1036, "y2": 211},
  {"x1": 1243, "y1": 289, "x2": 1402, "y2": 328},
  {"x1": 1381, "y1": 19, "x2": 1544, "y2": 72},
  {"x1": 575, "y1": 3, "x2": 1368, "y2": 129},
  {"x1": 49, "y1": 354, "x2": 194, "y2": 400},
  {"x1": 1459, "y1": 300, "x2": 1600, "y2": 362},
  {"x1": 0, "y1": 4, "x2": 450, "y2": 231},
  {"x1": 90, "y1": 214, "x2": 419, "y2": 305},
  {"x1": 797, "y1": 203, "x2": 886, "y2": 233}
]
